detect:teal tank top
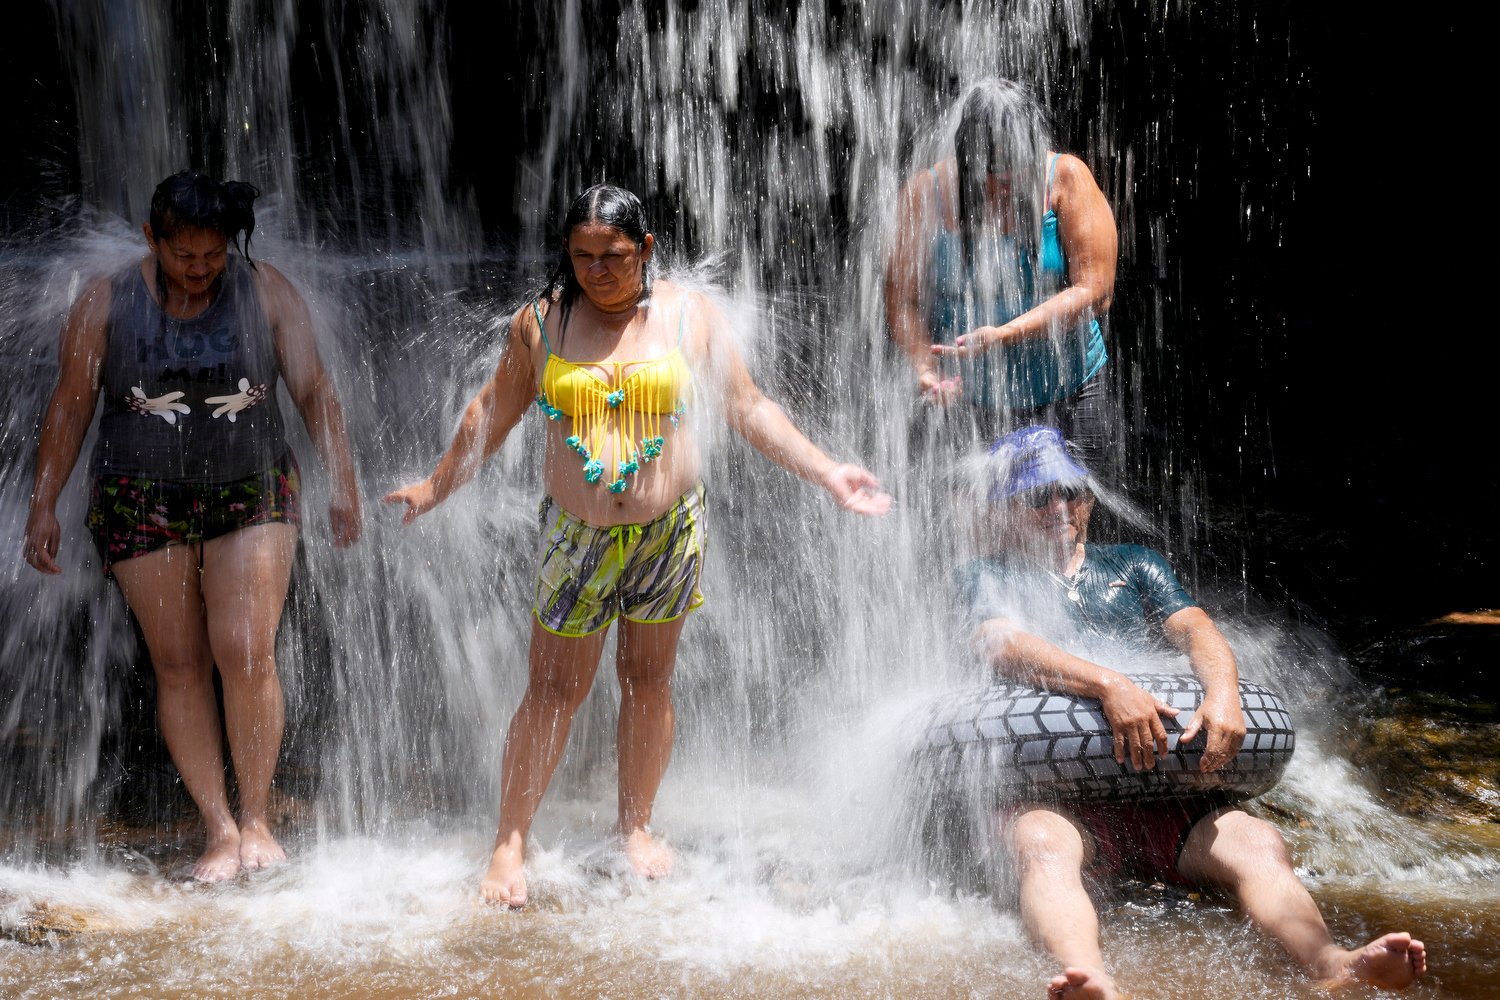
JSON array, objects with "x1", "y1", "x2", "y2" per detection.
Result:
[{"x1": 928, "y1": 154, "x2": 1107, "y2": 410}]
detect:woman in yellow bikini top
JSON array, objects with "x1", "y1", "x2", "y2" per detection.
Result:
[
  {"x1": 533, "y1": 299, "x2": 691, "y2": 493},
  {"x1": 385, "y1": 184, "x2": 890, "y2": 912}
]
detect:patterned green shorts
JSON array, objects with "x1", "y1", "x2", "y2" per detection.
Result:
[
  {"x1": 87, "y1": 457, "x2": 301, "y2": 573},
  {"x1": 533, "y1": 483, "x2": 706, "y2": 637}
]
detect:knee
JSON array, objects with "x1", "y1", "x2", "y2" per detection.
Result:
[
  {"x1": 616, "y1": 666, "x2": 673, "y2": 702},
  {"x1": 524, "y1": 668, "x2": 592, "y2": 714},
  {"x1": 151, "y1": 652, "x2": 214, "y2": 690},
  {"x1": 209, "y1": 634, "x2": 280, "y2": 689},
  {"x1": 1208, "y1": 811, "x2": 1294, "y2": 872},
  {"x1": 1008, "y1": 810, "x2": 1085, "y2": 873}
]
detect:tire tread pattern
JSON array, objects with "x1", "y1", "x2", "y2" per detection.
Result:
[{"x1": 917, "y1": 673, "x2": 1295, "y2": 803}]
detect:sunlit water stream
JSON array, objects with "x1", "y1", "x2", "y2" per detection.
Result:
[{"x1": 2, "y1": 2, "x2": 1496, "y2": 997}]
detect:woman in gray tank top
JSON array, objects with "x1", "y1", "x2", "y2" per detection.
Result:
[{"x1": 23, "y1": 171, "x2": 363, "y2": 882}]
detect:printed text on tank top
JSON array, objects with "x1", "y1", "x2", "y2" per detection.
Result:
[{"x1": 126, "y1": 258, "x2": 269, "y2": 425}]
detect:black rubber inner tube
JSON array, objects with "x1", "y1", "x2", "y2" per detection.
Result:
[{"x1": 916, "y1": 673, "x2": 1296, "y2": 804}]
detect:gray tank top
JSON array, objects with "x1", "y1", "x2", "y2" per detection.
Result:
[{"x1": 93, "y1": 255, "x2": 288, "y2": 483}]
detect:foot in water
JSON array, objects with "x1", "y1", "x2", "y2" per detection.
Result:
[
  {"x1": 1047, "y1": 967, "x2": 1121, "y2": 1000},
  {"x1": 237, "y1": 819, "x2": 286, "y2": 873},
  {"x1": 481, "y1": 835, "x2": 528, "y2": 908},
  {"x1": 1322, "y1": 933, "x2": 1427, "y2": 990},
  {"x1": 193, "y1": 827, "x2": 242, "y2": 882},
  {"x1": 622, "y1": 827, "x2": 672, "y2": 880}
]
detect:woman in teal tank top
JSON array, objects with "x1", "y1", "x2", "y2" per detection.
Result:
[{"x1": 885, "y1": 78, "x2": 1118, "y2": 469}]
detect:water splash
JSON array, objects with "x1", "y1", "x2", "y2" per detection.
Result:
[{"x1": 1, "y1": 2, "x2": 1492, "y2": 997}]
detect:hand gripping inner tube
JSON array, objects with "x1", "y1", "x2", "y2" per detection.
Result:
[{"x1": 916, "y1": 673, "x2": 1295, "y2": 804}]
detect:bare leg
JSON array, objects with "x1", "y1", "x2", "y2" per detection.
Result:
[
  {"x1": 1178, "y1": 809, "x2": 1427, "y2": 990},
  {"x1": 481, "y1": 619, "x2": 608, "y2": 907},
  {"x1": 615, "y1": 615, "x2": 686, "y2": 879},
  {"x1": 1007, "y1": 809, "x2": 1121, "y2": 1000},
  {"x1": 112, "y1": 544, "x2": 238, "y2": 881},
  {"x1": 201, "y1": 523, "x2": 298, "y2": 872}
]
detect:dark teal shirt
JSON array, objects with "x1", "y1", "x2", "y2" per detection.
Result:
[
  {"x1": 957, "y1": 544, "x2": 1197, "y2": 649},
  {"x1": 94, "y1": 255, "x2": 287, "y2": 484}
]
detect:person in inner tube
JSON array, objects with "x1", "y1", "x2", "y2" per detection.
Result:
[{"x1": 960, "y1": 425, "x2": 1427, "y2": 999}]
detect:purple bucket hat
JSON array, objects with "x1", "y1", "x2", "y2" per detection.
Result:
[{"x1": 986, "y1": 425, "x2": 1091, "y2": 501}]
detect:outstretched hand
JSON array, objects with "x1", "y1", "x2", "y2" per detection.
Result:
[
  {"x1": 382, "y1": 480, "x2": 442, "y2": 526},
  {"x1": 929, "y1": 324, "x2": 1006, "y2": 360},
  {"x1": 1180, "y1": 687, "x2": 1247, "y2": 772},
  {"x1": 821, "y1": 463, "x2": 893, "y2": 517},
  {"x1": 917, "y1": 369, "x2": 963, "y2": 406}
]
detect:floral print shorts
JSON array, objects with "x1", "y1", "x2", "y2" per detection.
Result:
[{"x1": 87, "y1": 457, "x2": 301, "y2": 573}]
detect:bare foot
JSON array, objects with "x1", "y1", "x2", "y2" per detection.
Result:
[
  {"x1": 480, "y1": 835, "x2": 527, "y2": 908},
  {"x1": 237, "y1": 819, "x2": 286, "y2": 873},
  {"x1": 1323, "y1": 933, "x2": 1427, "y2": 990},
  {"x1": 1047, "y1": 966, "x2": 1120, "y2": 1000},
  {"x1": 622, "y1": 827, "x2": 672, "y2": 880},
  {"x1": 193, "y1": 829, "x2": 242, "y2": 882}
]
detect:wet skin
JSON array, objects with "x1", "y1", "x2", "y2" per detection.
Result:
[{"x1": 386, "y1": 210, "x2": 890, "y2": 908}]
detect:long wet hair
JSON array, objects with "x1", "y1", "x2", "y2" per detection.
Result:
[
  {"x1": 541, "y1": 184, "x2": 653, "y2": 324},
  {"x1": 148, "y1": 170, "x2": 261, "y2": 267},
  {"x1": 952, "y1": 79, "x2": 1053, "y2": 270}
]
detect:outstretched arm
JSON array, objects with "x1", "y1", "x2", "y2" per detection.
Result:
[
  {"x1": 973, "y1": 616, "x2": 1178, "y2": 772},
  {"x1": 696, "y1": 294, "x2": 891, "y2": 516},
  {"x1": 261, "y1": 264, "x2": 363, "y2": 547},
  {"x1": 933, "y1": 154, "x2": 1116, "y2": 360},
  {"x1": 25, "y1": 278, "x2": 111, "y2": 575},
  {"x1": 1162, "y1": 606, "x2": 1246, "y2": 772},
  {"x1": 383, "y1": 303, "x2": 537, "y2": 524},
  {"x1": 884, "y1": 171, "x2": 960, "y2": 404}
]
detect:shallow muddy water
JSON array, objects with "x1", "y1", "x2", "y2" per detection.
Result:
[{"x1": 4, "y1": 802, "x2": 1496, "y2": 999}]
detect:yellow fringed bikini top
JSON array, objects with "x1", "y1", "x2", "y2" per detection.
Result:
[{"x1": 532, "y1": 299, "x2": 691, "y2": 493}]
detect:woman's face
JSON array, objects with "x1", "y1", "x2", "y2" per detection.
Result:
[
  {"x1": 145, "y1": 223, "x2": 229, "y2": 299},
  {"x1": 567, "y1": 221, "x2": 653, "y2": 310},
  {"x1": 985, "y1": 172, "x2": 1014, "y2": 209}
]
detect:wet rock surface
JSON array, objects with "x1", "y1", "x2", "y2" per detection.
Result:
[{"x1": 1348, "y1": 611, "x2": 1500, "y2": 825}]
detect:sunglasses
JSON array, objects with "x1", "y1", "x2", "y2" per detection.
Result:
[{"x1": 1015, "y1": 483, "x2": 1092, "y2": 509}]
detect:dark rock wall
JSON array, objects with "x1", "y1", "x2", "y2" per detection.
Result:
[{"x1": 4, "y1": 1, "x2": 1489, "y2": 658}]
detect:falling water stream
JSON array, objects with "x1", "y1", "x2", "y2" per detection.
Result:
[{"x1": 2, "y1": 2, "x2": 1496, "y2": 997}]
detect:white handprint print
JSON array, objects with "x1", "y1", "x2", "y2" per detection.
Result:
[
  {"x1": 127, "y1": 386, "x2": 191, "y2": 425},
  {"x1": 205, "y1": 378, "x2": 268, "y2": 422}
]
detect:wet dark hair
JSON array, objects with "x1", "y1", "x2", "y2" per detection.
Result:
[
  {"x1": 148, "y1": 170, "x2": 261, "y2": 266},
  {"x1": 952, "y1": 79, "x2": 1052, "y2": 269},
  {"x1": 541, "y1": 184, "x2": 653, "y2": 322}
]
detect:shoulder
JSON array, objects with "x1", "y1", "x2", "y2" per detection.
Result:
[
  {"x1": 664, "y1": 280, "x2": 710, "y2": 316},
  {"x1": 1050, "y1": 153, "x2": 1105, "y2": 205},
  {"x1": 72, "y1": 273, "x2": 115, "y2": 318},
  {"x1": 896, "y1": 162, "x2": 947, "y2": 217},
  {"x1": 508, "y1": 295, "x2": 551, "y2": 353},
  {"x1": 898, "y1": 164, "x2": 939, "y2": 199},
  {"x1": 666, "y1": 282, "x2": 727, "y2": 344},
  {"x1": 246, "y1": 260, "x2": 308, "y2": 321},
  {"x1": 247, "y1": 258, "x2": 293, "y2": 293},
  {"x1": 61, "y1": 274, "x2": 115, "y2": 354},
  {"x1": 1050, "y1": 152, "x2": 1095, "y2": 185},
  {"x1": 1093, "y1": 543, "x2": 1171, "y2": 571},
  {"x1": 1106, "y1": 544, "x2": 1196, "y2": 607}
]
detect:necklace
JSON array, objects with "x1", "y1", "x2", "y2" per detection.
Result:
[{"x1": 1046, "y1": 569, "x2": 1082, "y2": 603}]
